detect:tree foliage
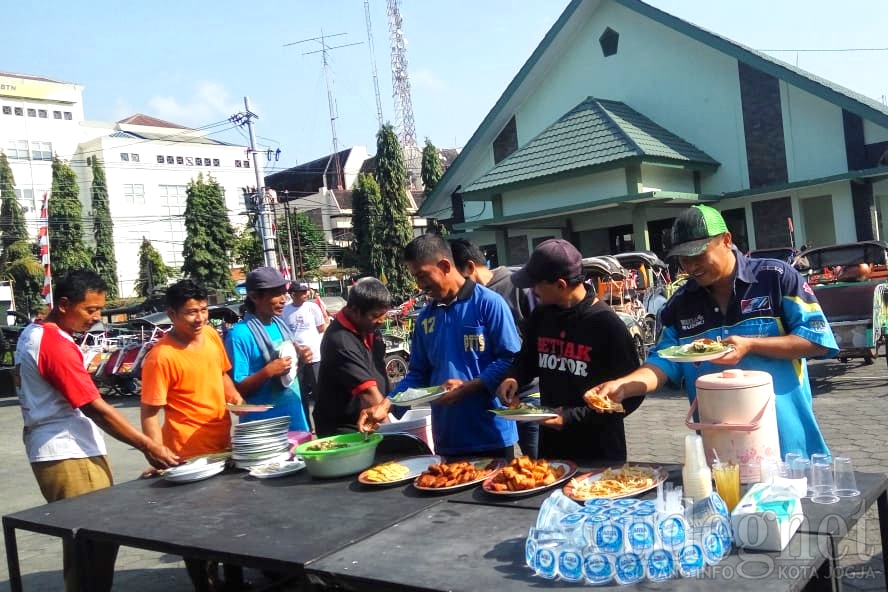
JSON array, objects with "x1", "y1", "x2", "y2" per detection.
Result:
[
  {"x1": 48, "y1": 157, "x2": 92, "y2": 276},
  {"x1": 135, "y1": 238, "x2": 171, "y2": 297},
  {"x1": 232, "y1": 219, "x2": 264, "y2": 272},
  {"x1": 375, "y1": 124, "x2": 415, "y2": 299},
  {"x1": 181, "y1": 174, "x2": 235, "y2": 289},
  {"x1": 88, "y1": 157, "x2": 119, "y2": 298},
  {"x1": 277, "y1": 210, "x2": 326, "y2": 276},
  {"x1": 0, "y1": 152, "x2": 43, "y2": 315},
  {"x1": 350, "y1": 172, "x2": 383, "y2": 275},
  {"x1": 420, "y1": 138, "x2": 444, "y2": 197}
]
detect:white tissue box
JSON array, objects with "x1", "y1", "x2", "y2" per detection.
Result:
[{"x1": 730, "y1": 483, "x2": 804, "y2": 551}]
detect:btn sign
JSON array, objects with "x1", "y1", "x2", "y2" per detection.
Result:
[{"x1": 0, "y1": 75, "x2": 80, "y2": 103}]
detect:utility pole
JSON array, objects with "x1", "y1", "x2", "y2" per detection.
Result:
[{"x1": 242, "y1": 96, "x2": 278, "y2": 269}]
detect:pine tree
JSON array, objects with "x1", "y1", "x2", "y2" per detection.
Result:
[
  {"x1": 277, "y1": 211, "x2": 326, "y2": 276},
  {"x1": 375, "y1": 124, "x2": 415, "y2": 299},
  {"x1": 350, "y1": 172, "x2": 383, "y2": 275},
  {"x1": 88, "y1": 157, "x2": 119, "y2": 298},
  {"x1": 48, "y1": 157, "x2": 92, "y2": 276},
  {"x1": 0, "y1": 152, "x2": 43, "y2": 315},
  {"x1": 420, "y1": 138, "x2": 444, "y2": 197},
  {"x1": 232, "y1": 220, "x2": 264, "y2": 271},
  {"x1": 181, "y1": 174, "x2": 235, "y2": 289},
  {"x1": 135, "y1": 238, "x2": 171, "y2": 297}
]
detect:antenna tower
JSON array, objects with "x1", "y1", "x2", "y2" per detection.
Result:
[
  {"x1": 387, "y1": 0, "x2": 416, "y2": 148},
  {"x1": 364, "y1": 0, "x2": 385, "y2": 129},
  {"x1": 285, "y1": 31, "x2": 362, "y2": 190}
]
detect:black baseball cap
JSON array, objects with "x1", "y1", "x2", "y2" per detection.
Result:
[
  {"x1": 245, "y1": 267, "x2": 288, "y2": 291},
  {"x1": 512, "y1": 239, "x2": 583, "y2": 288},
  {"x1": 289, "y1": 279, "x2": 310, "y2": 292},
  {"x1": 668, "y1": 204, "x2": 729, "y2": 257}
]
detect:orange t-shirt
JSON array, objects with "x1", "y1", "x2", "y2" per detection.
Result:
[{"x1": 141, "y1": 326, "x2": 232, "y2": 459}]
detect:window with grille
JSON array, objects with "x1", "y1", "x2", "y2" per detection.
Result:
[{"x1": 123, "y1": 184, "x2": 145, "y2": 205}]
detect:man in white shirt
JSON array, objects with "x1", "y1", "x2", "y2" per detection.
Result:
[
  {"x1": 282, "y1": 279, "x2": 327, "y2": 431},
  {"x1": 15, "y1": 269, "x2": 178, "y2": 592}
]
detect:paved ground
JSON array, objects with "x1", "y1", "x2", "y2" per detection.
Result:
[{"x1": 0, "y1": 357, "x2": 885, "y2": 591}]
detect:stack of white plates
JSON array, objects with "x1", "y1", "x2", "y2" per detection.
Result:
[
  {"x1": 232, "y1": 416, "x2": 292, "y2": 469},
  {"x1": 163, "y1": 457, "x2": 227, "y2": 483}
]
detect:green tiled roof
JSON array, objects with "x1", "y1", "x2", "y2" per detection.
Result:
[{"x1": 463, "y1": 97, "x2": 718, "y2": 195}]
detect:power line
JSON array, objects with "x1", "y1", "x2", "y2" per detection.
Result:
[{"x1": 759, "y1": 47, "x2": 888, "y2": 52}]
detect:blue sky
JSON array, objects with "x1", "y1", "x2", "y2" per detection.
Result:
[{"x1": 2, "y1": 0, "x2": 887, "y2": 176}]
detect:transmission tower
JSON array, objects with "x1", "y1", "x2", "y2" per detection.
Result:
[
  {"x1": 285, "y1": 32, "x2": 361, "y2": 190},
  {"x1": 364, "y1": 0, "x2": 385, "y2": 129},
  {"x1": 387, "y1": 0, "x2": 416, "y2": 148}
]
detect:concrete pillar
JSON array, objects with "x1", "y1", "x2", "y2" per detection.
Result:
[
  {"x1": 631, "y1": 205, "x2": 650, "y2": 251},
  {"x1": 495, "y1": 229, "x2": 509, "y2": 266}
]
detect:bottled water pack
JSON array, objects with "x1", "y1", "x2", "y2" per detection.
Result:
[{"x1": 526, "y1": 490, "x2": 733, "y2": 584}]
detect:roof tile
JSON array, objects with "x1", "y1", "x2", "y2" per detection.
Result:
[{"x1": 464, "y1": 97, "x2": 718, "y2": 194}]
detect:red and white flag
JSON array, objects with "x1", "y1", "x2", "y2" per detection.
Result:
[{"x1": 38, "y1": 192, "x2": 52, "y2": 308}]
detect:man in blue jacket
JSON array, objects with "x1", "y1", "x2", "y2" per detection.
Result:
[
  {"x1": 359, "y1": 234, "x2": 522, "y2": 458},
  {"x1": 586, "y1": 205, "x2": 836, "y2": 457}
]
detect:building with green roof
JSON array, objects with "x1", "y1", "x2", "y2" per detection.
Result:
[{"x1": 418, "y1": 0, "x2": 888, "y2": 263}]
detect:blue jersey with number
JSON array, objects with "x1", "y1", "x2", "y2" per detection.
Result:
[
  {"x1": 648, "y1": 250, "x2": 837, "y2": 458},
  {"x1": 390, "y1": 280, "x2": 521, "y2": 455}
]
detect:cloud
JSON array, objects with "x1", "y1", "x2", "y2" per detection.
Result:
[
  {"x1": 412, "y1": 68, "x2": 447, "y2": 92},
  {"x1": 146, "y1": 81, "x2": 240, "y2": 126}
]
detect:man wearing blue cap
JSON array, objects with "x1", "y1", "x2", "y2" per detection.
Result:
[{"x1": 585, "y1": 204, "x2": 837, "y2": 458}]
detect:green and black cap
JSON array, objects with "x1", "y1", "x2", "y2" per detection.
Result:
[{"x1": 668, "y1": 204, "x2": 729, "y2": 257}]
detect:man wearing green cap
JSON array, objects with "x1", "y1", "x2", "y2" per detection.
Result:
[{"x1": 585, "y1": 204, "x2": 837, "y2": 458}]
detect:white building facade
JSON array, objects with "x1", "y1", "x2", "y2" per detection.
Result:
[{"x1": 1, "y1": 72, "x2": 256, "y2": 297}]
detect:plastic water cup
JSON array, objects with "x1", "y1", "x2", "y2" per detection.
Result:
[
  {"x1": 759, "y1": 456, "x2": 781, "y2": 483},
  {"x1": 810, "y1": 453, "x2": 832, "y2": 466},
  {"x1": 833, "y1": 456, "x2": 860, "y2": 498},
  {"x1": 783, "y1": 452, "x2": 802, "y2": 470},
  {"x1": 791, "y1": 458, "x2": 811, "y2": 479},
  {"x1": 810, "y1": 461, "x2": 839, "y2": 504}
]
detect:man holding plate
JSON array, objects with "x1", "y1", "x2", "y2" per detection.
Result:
[
  {"x1": 224, "y1": 267, "x2": 310, "y2": 432},
  {"x1": 359, "y1": 234, "x2": 522, "y2": 459},
  {"x1": 496, "y1": 239, "x2": 642, "y2": 463},
  {"x1": 585, "y1": 205, "x2": 837, "y2": 457}
]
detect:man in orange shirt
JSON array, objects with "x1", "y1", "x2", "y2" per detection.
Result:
[
  {"x1": 140, "y1": 278, "x2": 245, "y2": 591},
  {"x1": 141, "y1": 279, "x2": 244, "y2": 458}
]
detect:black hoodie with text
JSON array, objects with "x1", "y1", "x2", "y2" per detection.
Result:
[{"x1": 515, "y1": 288, "x2": 642, "y2": 462}]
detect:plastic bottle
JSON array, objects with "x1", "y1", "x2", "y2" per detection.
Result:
[{"x1": 682, "y1": 434, "x2": 713, "y2": 502}]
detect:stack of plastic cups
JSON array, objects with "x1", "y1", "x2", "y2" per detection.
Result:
[{"x1": 682, "y1": 434, "x2": 713, "y2": 503}]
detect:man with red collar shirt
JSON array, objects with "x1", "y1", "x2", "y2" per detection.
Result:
[
  {"x1": 314, "y1": 278, "x2": 392, "y2": 436},
  {"x1": 14, "y1": 270, "x2": 178, "y2": 592}
]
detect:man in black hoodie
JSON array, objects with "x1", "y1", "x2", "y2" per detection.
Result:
[{"x1": 497, "y1": 239, "x2": 642, "y2": 463}]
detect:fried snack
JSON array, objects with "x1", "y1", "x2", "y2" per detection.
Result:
[
  {"x1": 415, "y1": 460, "x2": 495, "y2": 488},
  {"x1": 487, "y1": 456, "x2": 566, "y2": 492},
  {"x1": 568, "y1": 464, "x2": 655, "y2": 500},
  {"x1": 585, "y1": 392, "x2": 625, "y2": 413},
  {"x1": 363, "y1": 461, "x2": 411, "y2": 483}
]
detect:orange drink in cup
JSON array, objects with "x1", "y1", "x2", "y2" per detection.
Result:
[{"x1": 712, "y1": 462, "x2": 741, "y2": 512}]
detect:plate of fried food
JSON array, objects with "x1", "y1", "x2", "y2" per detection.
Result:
[
  {"x1": 584, "y1": 392, "x2": 625, "y2": 414},
  {"x1": 413, "y1": 458, "x2": 503, "y2": 492},
  {"x1": 563, "y1": 463, "x2": 668, "y2": 501},
  {"x1": 358, "y1": 455, "x2": 443, "y2": 486},
  {"x1": 657, "y1": 338, "x2": 733, "y2": 362},
  {"x1": 482, "y1": 456, "x2": 577, "y2": 496},
  {"x1": 490, "y1": 403, "x2": 559, "y2": 422}
]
